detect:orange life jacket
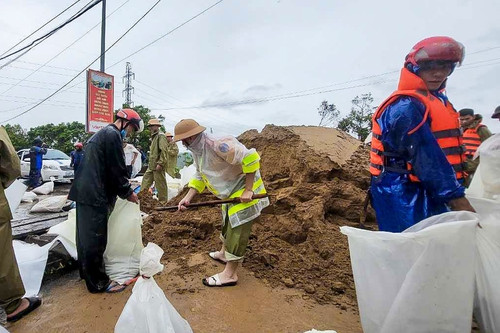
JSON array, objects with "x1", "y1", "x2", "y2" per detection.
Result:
[
  {"x1": 463, "y1": 123, "x2": 485, "y2": 158},
  {"x1": 370, "y1": 68, "x2": 465, "y2": 182}
]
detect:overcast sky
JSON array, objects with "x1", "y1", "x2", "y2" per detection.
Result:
[{"x1": 0, "y1": 0, "x2": 499, "y2": 137}]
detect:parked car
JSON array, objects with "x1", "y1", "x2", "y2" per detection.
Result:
[{"x1": 17, "y1": 148, "x2": 74, "y2": 182}]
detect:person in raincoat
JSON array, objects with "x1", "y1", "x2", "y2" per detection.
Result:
[
  {"x1": 175, "y1": 119, "x2": 269, "y2": 287},
  {"x1": 0, "y1": 126, "x2": 42, "y2": 322},
  {"x1": 165, "y1": 132, "x2": 179, "y2": 178},
  {"x1": 140, "y1": 119, "x2": 168, "y2": 201},
  {"x1": 369, "y1": 36, "x2": 475, "y2": 232},
  {"x1": 70, "y1": 142, "x2": 84, "y2": 172},
  {"x1": 68, "y1": 109, "x2": 143, "y2": 293},
  {"x1": 28, "y1": 137, "x2": 47, "y2": 188}
]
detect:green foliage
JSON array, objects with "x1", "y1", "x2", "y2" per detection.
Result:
[
  {"x1": 317, "y1": 100, "x2": 340, "y2": 126},
  {"x1": 3, "y1": 124, "x2": 29, "y2": 150},
  {"x1": 337, "y1": 93, "x2": 375, "y2": 141},
  {"x1": 4, "y1": 122, "x2": 90, "y2": 154},
  {"x1": 27, "y1": 122, "x2": 92, "y2": 154},
  {"x1": 123, "y1": 105, "x2": 165, "y2": 154}
]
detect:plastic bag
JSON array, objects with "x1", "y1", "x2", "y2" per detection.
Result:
[
  {"x1": 340, "y1": 211, "x2": 478, "y2": 333},
  {"x1": 468, "y1": 197, "x2": 500, "y2": 333},
  {"x1": 12, "y1": 240, "x2": 50, "y2": 297},
  {"x1": 476, "y1": 133, "x2": 500, "y2": 199},
  {"x1": 466, "y1": 164, "x2": 486, "y2": 198},
  {"x1": 104, "y1": 198, "x2": 143, "y2": 284},
  {"x1": 179, "y1": 164, "x2": 196, "y2": 188},
  {"x1": 166, "y1": 173, "x2": 182, "y2": 201},
  {"x1": 48, "y1": 209, "x2": 77, "y2": 259},
  {"x1": 32, "y1": 181, "x2": 54, "y2": 195},
  {"x1": 5, "y1": 179, "x2": 27, "y2": 215},
  {"x1": 303, "y1": 330, "x2": 338, "y2": 333},
  {"x1": 22, "y1": 191, "x2": 38, "y2": 203},
  {"x1": 115, "y1": 243, "x2": 193, "y2": 333},
  {"x1": 30, "y1": 195, "x2": 67, "y2": 213}
]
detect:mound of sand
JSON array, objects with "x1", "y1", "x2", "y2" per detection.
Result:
[{"x1": 139, "y1": 125, "x2": 374, "y2": 311}]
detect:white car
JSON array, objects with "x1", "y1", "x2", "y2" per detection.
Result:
[{"x1": 17, "y1": 148, "x2": 74, "y2": 182}]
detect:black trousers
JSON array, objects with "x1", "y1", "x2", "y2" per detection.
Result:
[{"x1": 75, "y1": 203, "x2": 112, "y2": 293}]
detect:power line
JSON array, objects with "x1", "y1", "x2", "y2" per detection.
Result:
[
  {"x1": 16, "y1": 60, "x2": 80, "y2": 73},
  {"x1": 57, "y1": 1, "x2": 225, "y2": 96},
  {"x1": 106, "y1": 0, "x2": 224, "y2": 70},
  {"x1": 4, "y1": 65, "x2": 77, "y2": 77},
  {"x1": 134, "y1": 79, "x2": 186, "y2": 106},
  {"x1": 0, "y1": 0, "x2": 162, "y2": 124},
  {"x1": 150, "y1": 55, "x2": 500, "y2": 111},
  {"x1": 0, "y1": 0, "x2": 82, "y2": 57},
  {"x1": 1, "y1": 0, "x2": 130, "y2": 95},
  {"x1": 0, "y1": 0, "x2": 101, "y2": 66}
]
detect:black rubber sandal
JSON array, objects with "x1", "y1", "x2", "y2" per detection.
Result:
[{"x1": 7, "y1": 296, "x2": 42, "y2": 322}]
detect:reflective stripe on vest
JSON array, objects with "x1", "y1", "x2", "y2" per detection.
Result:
[
  {"x1": 463, "y1": 124, "x2": 484, "y2": 158},
  {"x1": 242, "y1": 151, "x2": 261, "y2": 173},
  {"x1": 369, "y1": 68, "x2": 465, "y2": 181},
  {"x1": 227, "y1": 177, "x2": 267, "y2": 217}
]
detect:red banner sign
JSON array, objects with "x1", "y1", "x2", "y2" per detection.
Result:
[{"x1": 86, "y1": 69, "x2": 114, "y2": 133}]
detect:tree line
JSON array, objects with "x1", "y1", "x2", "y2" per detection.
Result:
[
  {"x1": 4, "y1": 105, "x2": 163, "y2": 155},
  {"x1": 318, "y1": 93, "x2": 375, "y2": 141}
]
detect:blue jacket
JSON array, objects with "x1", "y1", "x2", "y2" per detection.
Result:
[
  {"x1": 370, "y1": 94, "x2": 465, "y2": 232},
  {"x1": 29, "y1": 146, "x2": 47, "y2": 171},
  {"x1": 70, "y1": 150, "x2": 84, "y2": 170}
]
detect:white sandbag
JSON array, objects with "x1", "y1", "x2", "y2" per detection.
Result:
[
  {"x1": 30, "y1": 195, "x2": 67, "y2": 213},
  {"x1": 166, "y1": 173, "x2": 182, "y2": 201},
  {"x1": 466, "y1": 164, "x2": 486, "y2": 198},
  {"x1": 31, "y1": 181, "x2": 54, "y2": 195},
  {"x1": 5, "y1": 180, "x2": 27, "y2": 215},
  {"x1": 48, "y1": 209, "x2": 77, "y2": 259},
  {"x1": 115, "y1": 243, "x2": 193, "y2": 333},
  {"x1": 468, "y1": 197, "x2": 500, "y2": 333},
  {"x1": 476, "y1": 133, "x2": 500, "y2": 200},
  {"x1": 13, "y1": 231, "x2": 81, "y2": 297},
  {"x1": 132, "y1": 152, "x2": 142, "y2": 179},
  {"x1": 104, "y1": 198, "x2": 143, "y2": 285},
  {"x1": 22, "y1": 191, "x2": 38, "y2": 203},
  {"x1": 340, "y1": 211, "x2": 478, "y2": 333},
  {"x1": 13, "y1": 240, "x2": 50, "y2": 297},
  {"x1": 304, "y1": 330, "x2": 338, "y2": 333},
  {"x1": 179, "y1": 164, "x2": 196, "y2": 188}
]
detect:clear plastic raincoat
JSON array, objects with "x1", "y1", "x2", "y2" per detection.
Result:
[{"x1": 187, "y1": 133, "x2": 269, "y2": 228}]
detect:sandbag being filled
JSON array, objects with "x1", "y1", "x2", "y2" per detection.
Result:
[
  {"x1": 115, "y1": 243, "x2": 193, "y2": 333},
  {"x1": 341, "y1": 211, "x2": 478, "y2": 333}
]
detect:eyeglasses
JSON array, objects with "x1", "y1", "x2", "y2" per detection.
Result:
[{"x1": 418, "y1": 60, "x2": 455, "y2": 71}]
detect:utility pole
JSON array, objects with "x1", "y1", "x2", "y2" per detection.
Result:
[
  {"x1": 100, "y1": 0, "x2": 106, "y2": 72},
  {"x1": 122, "y1": 62, "x2": 135, "y2": 107}
]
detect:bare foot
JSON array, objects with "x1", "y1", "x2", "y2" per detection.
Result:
[
  {"x1": 209, "y1": 251, "x2": 227, "y2": 263},
  {"x1": 6, "y1": 299, "x2": 29, "y2": 319},
  {"x1": 203, "y1": 272, "x2": 238, "y2": 287}
]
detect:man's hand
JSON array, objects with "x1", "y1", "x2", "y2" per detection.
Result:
[
  {"x1": 127, "y1": 192, "x2": 139, "y2": 204},
  {"x1": 449, "y1": 197, "x2": 475, "y2": 212},
  {"x1": 240, "y1": 189, "x2": 254, "y2": 203},
  {"x1": 178, "y1": 196, "x2": 190, "y2": 211},
  {"x1": 155, "y1": 164, "x2": 162, "y2": 172}
]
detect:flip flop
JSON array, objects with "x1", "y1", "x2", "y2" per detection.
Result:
[
  {"x1": 123, "y1": 276, "x2": 139, "y2": 286},
  {"x1": 208, "y1": 251, "x2": 227, "y2": 264},
  {"x1": 202, "y1": 274, "x2": 237, "y2": 287},
  {"x1": 105, "y1": 281, "x2": 127, "y2": 293},
  {"x1": 7, "y1": 296, "x2": 42, "y2": 322}
]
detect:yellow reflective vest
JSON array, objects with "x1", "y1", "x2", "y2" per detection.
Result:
[{"x1": 187, "y1": 133, "x2": 269, "y2": 228}]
